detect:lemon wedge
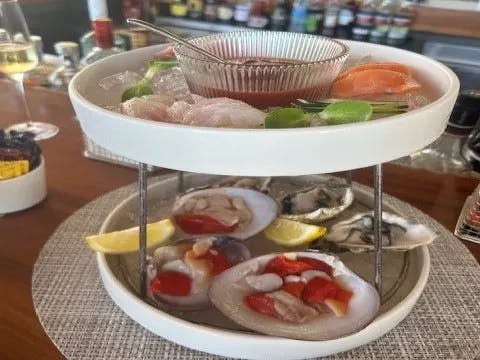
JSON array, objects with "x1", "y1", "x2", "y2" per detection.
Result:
[
  {"x1": 86, "y1": 219, "x2": 175, "y2": 254},
  {"x1": 264, "y1": 218, "x2": 326, "y2": 247}
]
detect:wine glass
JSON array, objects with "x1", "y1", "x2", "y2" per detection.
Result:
[{"x1": 0, "y1": 0, "x2": 58, "y2": 140}]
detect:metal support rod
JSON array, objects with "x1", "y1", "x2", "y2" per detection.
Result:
[
  {"x1": 178, "y1": 171, "x2": 184, "y2": 193},
  {"x1": 373, "y1": 164, "x2": 383, "y2": 297},
  {"x1": 138, "y1": 162, "x2": 148, "y2": 298}
]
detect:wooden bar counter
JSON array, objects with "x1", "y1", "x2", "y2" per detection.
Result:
[{"x1": 0, "y1": 81, "x2": 479, "y2": 359}]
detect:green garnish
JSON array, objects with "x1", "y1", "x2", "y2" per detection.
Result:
[
  {"x1": 121, "y1": 60, "x2": 177, "y2": 102},
  {"x1": 319, "y1": 100, "x2": 373, "y2": 125},
  {"x1": 265, "y1": 108, "x2": 312, "y2": 129}
]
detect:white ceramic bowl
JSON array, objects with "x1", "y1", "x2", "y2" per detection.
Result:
[
  {"x1": 96, "y1": 174, "x2": 431, "y2": 360},
  {"x1": 0, "y1": 157, "x2": 47, "y2": 214},
  {"x1": 69, "y1": 41, "x2": 459, "y2": 176}
]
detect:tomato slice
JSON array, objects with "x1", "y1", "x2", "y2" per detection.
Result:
[
  {"x1": 298, "y1": 257, "x2": 332, "y2": 276},
  {"x1": 150, "y1": 271, "x2": 191, "y2": 296},
  {"x1": 263, "y1": 255, "x2": 315, "y2": 277},
  {"x1": 174, "y1": 214, "x2": 238, "y2": 234},
  {"x1": 201, "y1": 248, "x2": 231, "y2": 275},
  {"x1": 244, "y1": 293, "x2": 278, "y2": 318},
  {"x1": 281, "y1": 282, "x2": 306, "y2": 299},
  {"x1": 302, "y1": 277, "x2": 339, "y2": 304},
  {"x1": 335, "y1": 288, "x2": 353, "y2": 302}
]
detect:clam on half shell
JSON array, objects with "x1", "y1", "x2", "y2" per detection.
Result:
[
  {"x1": 209, "y1": 252, "x2": 380, "y2": 341},
  {"x1": 278, "y1": 184, "x2": 354, "y2": 224},
  {"x1": 325, "y1": 211, "x2": 437, "y2": 251},
  {"x1": 148, "y1": 236, "x2": 251, "y2": 310},
  {"x1": 172, "y1": 187, "x2": 278, "y2": 240}
]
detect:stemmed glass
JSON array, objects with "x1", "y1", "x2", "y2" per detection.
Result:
[{"x1": 0, "y1": 0, "x2": 58, "y2": 140}]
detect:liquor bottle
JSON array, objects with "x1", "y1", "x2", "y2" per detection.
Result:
[
  {"x1": 288, "y1": 0, "x2": 308, "y2": 33},
  {"x1": 49, "y1": 42, "x2": 81, "y2": 90},
  {"x1": 80, "y1": 18, "x2": 124, "y2": 66},
  {"x1": 203, "y1": 0, "x2": 218, "y2": 21},
  {"x1": 233, "y1": 0, "x2": 252, "y2": 25},
  {"x1": 322, "y1": 0, "x2": 339, "y2": 36},
  {"x1": 352, "y1": 0, "x2": 375, "y2": 41},
  {"x1": 217, "y1": 0, "x2": 234, "y2": 23},
  {"x1": 23, "y1": 36, "x2": 58, "y2": 87},
  {"x1": 304, "y1": 0, "x2": 324, "y2": 34},
  {"x1": 336, "y1": 1, "x2": 356, "y2": 38},
  {"x1": 170, "y1": 0, "x2": 189, "y2": 17},
  {"x1": 247, "y1": 0, "x2": 269, "y2": 29},
  {"x1": 270, "y1": 0, "x2": 289, "y2": 31},
  {"x1": 188, "y1": 0, "x2": 204, "y2": 19},
  {"x1": 81, "y1": 0, "x2": 127, "y2": 56}
]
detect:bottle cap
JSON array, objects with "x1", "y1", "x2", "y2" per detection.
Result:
[
  {"x1": 92, "y1": 18, "x2": 114, "y2": 49},
  {"x1": 54, "y1": 41, "x2": 80, "y2": 57}
]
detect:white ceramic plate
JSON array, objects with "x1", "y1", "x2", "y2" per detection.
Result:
[
  {"x1": 95, "y1": 174, "x2": 430, "y2": 360},
  {"x1": 69, "y1": 41, "x2": 459, "y2": 176}
]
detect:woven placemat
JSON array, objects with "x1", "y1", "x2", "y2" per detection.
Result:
[{"x1": 32, "y1": 177, "x2": 480, "y2": 360}]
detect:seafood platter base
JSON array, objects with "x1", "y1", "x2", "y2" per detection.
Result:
[
  {"x1": 97, "y1": 173, "x2": 429, "y2": 359},
  {"x1": 69, "y1": 41, "x2": 459, "y2": 176}
]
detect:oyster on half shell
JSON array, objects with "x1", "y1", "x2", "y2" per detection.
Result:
[
  {"x1": 278, "y1": 182, "x2": 354, "y2": 223},
  {"x1": 325, "y1": 211, "x2": 437, "y2": 251},
  {"x1": 209, "y1": 252, "x2": 380, "y2": 341}
]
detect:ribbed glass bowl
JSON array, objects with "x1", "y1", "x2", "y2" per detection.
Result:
[{"x1": 174, "y1": 31, "x2": 349, "y2": 108}]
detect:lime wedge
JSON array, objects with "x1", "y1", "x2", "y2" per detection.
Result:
[
  {"x1": 264, "y1": 218, "x2": 326, "y2": 247},
  {"x1": 86, "y1": 219, "x2": 175, "y2": 254},
  {"x1": 320, "y1": 100, "x2": 373, "y2": 125},
  {"x1": 265, "y1": 108, "x2": 311, "y2": 129}
]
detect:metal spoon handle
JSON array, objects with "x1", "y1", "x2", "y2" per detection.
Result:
[{"x1": 126, "y1": 18, "x2": 227, "y2": 64}]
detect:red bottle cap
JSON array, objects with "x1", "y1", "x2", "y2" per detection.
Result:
[{"x1": 92, "y1": 18, "x2": 114, "y2": 49}]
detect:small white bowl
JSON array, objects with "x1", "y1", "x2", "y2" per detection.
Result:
[{"x1": 0, "y1": 156, "x2": 47, "y2": 214}]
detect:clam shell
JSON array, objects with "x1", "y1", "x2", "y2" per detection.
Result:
[
  {"x1": 279, "y1": 183, "x2": 354, "y2": 223},
  {"x1": 173, "y1": 187, "x2": 278, "y2": 240},
  {"x1": 325, "y1": 211, "x2": 437, "y2": 251},
  {"x1": 209, "y1": 252, "x2": 380, "y2": 341},
  {"x1": 149, "y1": 236, "x2": 251, "y2": 310}
]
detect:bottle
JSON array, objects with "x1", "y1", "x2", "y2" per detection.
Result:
[
  {"x1": 217, "y1": 0, "x2": 234, "y2": 23},
  {"x1": 188, "y1": 0, "x2": 204, "y2": 19},
  {"x1": 372, "y1": 0, "x2": 393, "y2": 44},
  {"x1": 80, "y1": 0, "x2": 127, "y2": 56},
  {"x1": 80, "y1": 18, "x2": 124, "y2": 66},
  {"x1": 304, "y1": 0, "x2": 324, "y2": 34},
  {"x1": 123, "y1": 0, "x2": 143, "y2": 18},
  {"x1": 22, "y1": 36, "x2": 58, "y2": 87},
  {"x1": 49, "y1": 42, "x2": 81, "y2": 90},
  {"x1": 234, "y1": 0, "x2": 251, "y2": 25},
  {"x1": 170, "y1": 0, "x2": 189, "y2": 17},
  {"x1": 203, "y1": 0, "x2": 218, "y2": 21},
  {"x1": 289, "y1": 0, "x2": 308, "y2": 33},
  {"x1": 336, "y1": 1, "x2": 355, "y2": 38},
  {"x1": 352, "y1": 0, "x2": 375, "y2": 41},
  {"x1": 387, "y1": 3, "x2": 413, "y2": 46},
  {"x1": 270, "y1": 0, "x2": 289, "y2": 31},
  {"x1": 322, "y1": 0, "x2": 339, "y2": 36},
  {"x1": 247, "y1": 0, "x2": 269, "y2": 29}
]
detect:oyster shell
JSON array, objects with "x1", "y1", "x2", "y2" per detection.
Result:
[
  {"x1": 325, "y1": 211, "x2": 437, "y2": 251},
  {"x1": 209, "y1": 252, "x2": 379, "y2": 340},
  {"x1": 279, "y1": 182, "x2": 354, "y2": 223},
  {"x1": 172, "y1": 187, "x2": 278, "y2": 240},
  {"x1": 148, "y1": 236, "x2": 251, "y2": 310}
]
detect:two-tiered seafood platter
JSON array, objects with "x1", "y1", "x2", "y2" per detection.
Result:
[{"x1": 69, "y1": 32, "x2": 459, "y2": 359}]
